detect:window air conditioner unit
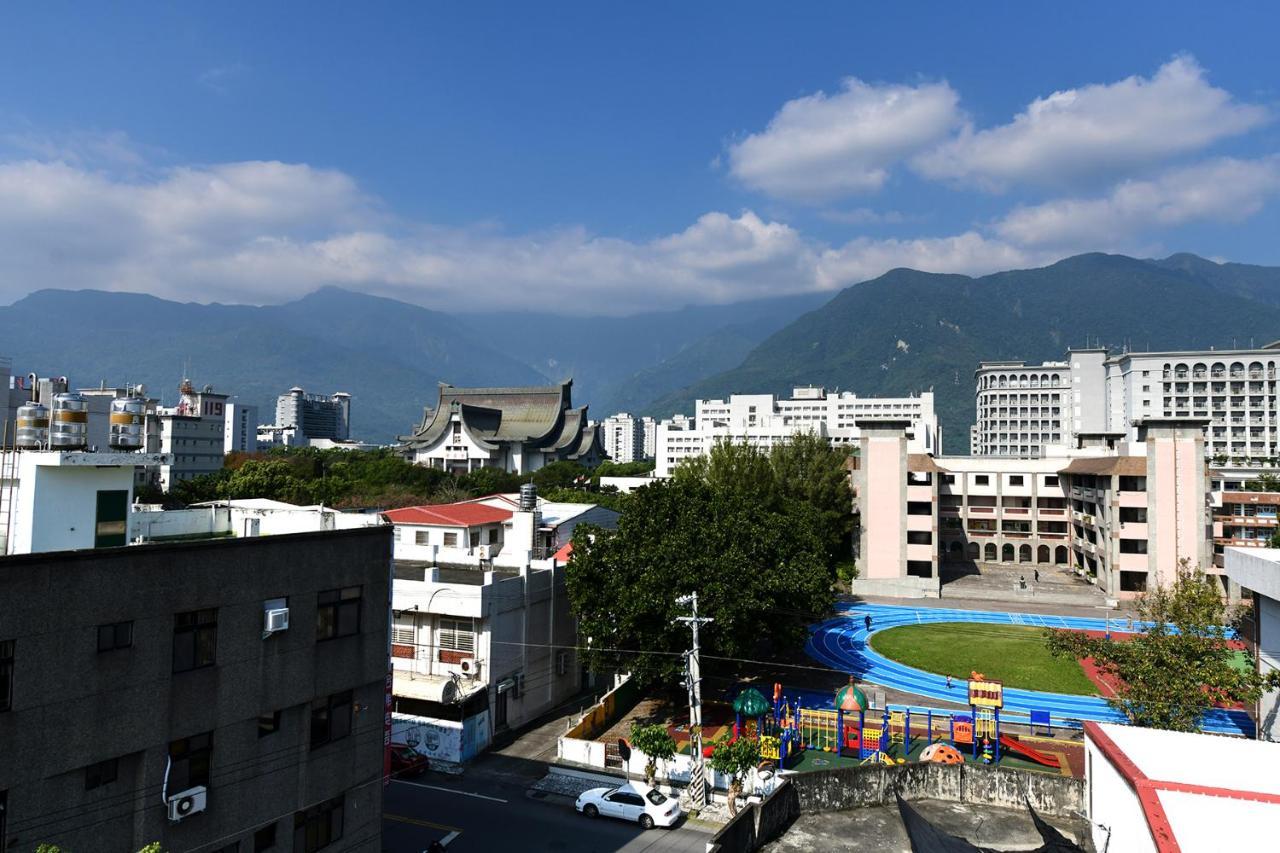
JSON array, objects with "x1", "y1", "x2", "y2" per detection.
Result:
[
  {"x1": 459, "y1": 657, "x2": 477, "y2": 676},
  {"x1": 167, "y1": 786, "x2": 207, "y2": 822},
  {"x1": 263, "y1": 607, "x2": 290, "y2": 635}
]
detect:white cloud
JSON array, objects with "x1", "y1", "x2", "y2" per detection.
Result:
[
  {"x1": 727, "y1": 77, "x2": 961, "y2": 201},
  {"x1": 994, "y1": 157, "x2": 1280, "y2": 247},
  {"x1": 816, "y1": 232, "x2": 1046, "y2": 290},
  {"x1": 914, "y1": 57, "x2": 1269, "y2": 190}
]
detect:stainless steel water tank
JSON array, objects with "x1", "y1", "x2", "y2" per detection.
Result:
[
  {"x1": 15, "y1": 402, "x2": 49, "y2": 449},
  {"x1": 50, "y1": 392, "x2": 89, "y2": 449},
  {"x1": 108, "y1": 397, "x2": 146, "y2": 450}
]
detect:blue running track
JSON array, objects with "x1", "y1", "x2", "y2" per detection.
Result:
[{"x1": 802, "y1": 602, "x2": 1253, "y2": 737}]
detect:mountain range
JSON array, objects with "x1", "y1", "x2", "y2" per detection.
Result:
[{"x1": 2, "y1": 252, "x2": 1278, "y2": 448}]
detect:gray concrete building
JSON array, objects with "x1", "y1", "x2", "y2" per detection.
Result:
[
  {"x1": 275, "y1": 388, "x2": 351, "y2": 443},
  {"x1": 0, "y1": 526, "x2": 391, "y2": 852}
]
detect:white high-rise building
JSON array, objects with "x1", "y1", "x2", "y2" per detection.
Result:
[
  {"x1": 976, "y1": 344, "x2": 1280, "y2": 462},
  {"x1": 224, "y1": 402, "x2": 259, "y2": 454},
  {"x1": 155, "y1": 378, "x2": 228, "y2": 490},
  {"x1": 602, "y1": 412, "x2": 646, "y2": 463},
  {"x1": 641, "y1": 416, "x2": 656, "y2": 460},
  {"x1": 654, "y1": 387, "x2": 938, "y2": 477}
]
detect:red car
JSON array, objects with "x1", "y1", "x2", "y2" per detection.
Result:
[{"x1": 389, "y1": 745, "x2": 429, "y2": 778}]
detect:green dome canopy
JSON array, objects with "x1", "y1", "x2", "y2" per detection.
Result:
[
  {"x1": 733, "y1": 687, "x2": 770, "y2": 717},
  {"x1": 835, "y1": 679, "x2": 868, "y2": 712}
]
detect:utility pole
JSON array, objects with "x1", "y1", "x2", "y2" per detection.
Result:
[{"x1": 675, "y1": 592, "x2": 712, "y2": 811}]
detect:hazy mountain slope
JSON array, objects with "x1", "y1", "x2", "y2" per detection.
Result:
[
  {"x1": 458, "y1": 290, "x2": 831, "y2": 413},
  {"x1": 647, "y1": 253, "x2": 1280, "y2": 451},
  {"x1": 0, "y1": 288, "x2": 544, "y2": 442},
  {"x1": 1149, "y1": 253, "x2": 1280, "y2": 315}
]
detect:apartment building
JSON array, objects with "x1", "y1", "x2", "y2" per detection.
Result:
[
  {"x1": 601, "y1": 412, "x2": 647, "y2": 463},
  {"x1": 155, "y1": 379, "x2": 229, "y2": 491},
  {"x1": 975, "y1": 344, "x2": 1280, "y2": 462},
  {"x1": 274, "y1": 387, "x2": 352, "y2": 443},
  {"x1": 852, "y1": 417, "x2": 1218, "y2": 601},
  {"x1": 655, "y1": 387, "x2": 938, "y2": 477},
  {"x1": 0, "y1": 523, "x2": 391, "y2": 852},
  {"x1": 224, "y1": 402, "x2": 259, "y2": 454},
  {"x1": 1211, "y1": 490, "x2": 1280, "y2": 566}
]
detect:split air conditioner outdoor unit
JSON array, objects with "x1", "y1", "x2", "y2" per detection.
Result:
[
  {"x1": 263, "y1": 607, "x2": 290, "y2": 635},
  {"x1": 459, "y1": 657, "x2": 477, "y2": 676},
  {"x1": 167, "y1": 786, "x2": 207, "y2": 822}
]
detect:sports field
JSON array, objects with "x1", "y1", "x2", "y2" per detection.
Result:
[{"x1": 868, "y1": 622, "x2": 1098, "y2": 695}]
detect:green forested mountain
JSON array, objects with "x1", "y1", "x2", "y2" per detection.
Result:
[{"x1": 645, "y1": 253, "x2": 1280, "y2": 451}]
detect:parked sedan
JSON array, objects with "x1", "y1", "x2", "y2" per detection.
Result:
[
  {"x1": 389, "y1": 745, "x2": 429, "y2": 778},
  {"x1": 575, "y1": 782, "x2": 682, "y2": 829}
]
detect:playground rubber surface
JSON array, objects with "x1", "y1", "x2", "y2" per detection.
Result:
[{"x1": 803, "y1": 602, "x2": 1254, "y2": 737}]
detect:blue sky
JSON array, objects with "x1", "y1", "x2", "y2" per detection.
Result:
[{"x1": 0, "y1": 1, "x2": 1278, "y2": 313}]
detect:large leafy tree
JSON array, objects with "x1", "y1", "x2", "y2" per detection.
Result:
[
  {"x1": 1046, "y1": 563, "x2": 1280, "y2": 731},
  {"x1": 566, "y1": 475, "x2": 832, "y2": 683},
  {"x1": 769, "y1": 432, "x2": 854, "y2": 560}
]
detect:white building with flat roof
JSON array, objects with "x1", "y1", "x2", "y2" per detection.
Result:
[
  {"x1": 976, "y1": 343, "x2": 1280, "y2": 462},
  {"x1": 654, "y1": 387, "x2": 938, "y2": 477},
  {"x1": 1224, "y1": 546, "x2": 1280, "y2": 742},
  {"x1": 601, "y1": 412, "x2": 646, "y2": 463},
  {"x1": 223, "y1": 402, "x2": 258, "y2": 454}
]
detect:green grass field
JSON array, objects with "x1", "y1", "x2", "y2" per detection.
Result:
[{"x1": 869, "y1": 622, "x2": 1098, "y2": 696}]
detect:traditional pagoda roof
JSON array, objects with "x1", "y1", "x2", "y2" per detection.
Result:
[{"x1": 399, "y1": 380, "x2": 591, "y2": 452}]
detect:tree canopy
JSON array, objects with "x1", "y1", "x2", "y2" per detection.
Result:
[
  {"x1": 567, "y1": 439, "x2": 844, "y2": 683},
  {"x1": 1045, "y1": 563, "x2": 1280, "y2": 731}
]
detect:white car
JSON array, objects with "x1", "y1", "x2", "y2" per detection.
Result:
[{"x1": 575, "y1": 782, "x2": 682, "y2": 829}]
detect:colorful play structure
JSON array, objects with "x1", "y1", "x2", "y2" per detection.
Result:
[{"x1": 725, "y1": 675, "x2": 1062, "y2": 771}]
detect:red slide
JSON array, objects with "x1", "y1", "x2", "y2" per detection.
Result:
[{"x1": 998, "y1": 733, "x2": 1061, "y2": 768}]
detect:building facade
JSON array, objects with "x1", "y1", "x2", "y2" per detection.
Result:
[
  {"x1": 976, "y1": 343, "x2": 1280, "y2": 462},
  {"x1": 274, "y1": 388, "x2": 352, "y2": 443},
  {"x1": 155, "y1": 380, "x2": 229, "y2": 491},
  {"x1": 654, "y1": 387, "x2": 939, "y2": 478},
  {"x1": 0, "y1": 526, "x2": 391, "y2": 852},
  {"x1": 399, "y1": 382, "x2": 605, "y2": 475},
  {"x1": 851, "y1": 417, "x2": 1218, "y2": 601},
  {"x1": 224, "y1": 402, "x2": 259, "y2": 454},
  {"x1": 601, "y1": 413, "x2": 647, "y2": 463},
  {"x1": 1224, "y1": 546, "x2": 1280, "y2": 742}
]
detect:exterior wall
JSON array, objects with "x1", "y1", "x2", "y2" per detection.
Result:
[
  {"x1": 0, "y1": 527, "x2": 391, "y2": 853},
  {"x1": 858, "y1": 427, "x2": 907, "y2": 580},
  {"x1": 224, "y1": 403, "x2": 259, "y2": 454},
  {"x1": 1211, "y1": 490, "x2": 1280, "y2": 568},
  {"x1": 973, "y1": 360, "x2": 1072, "y2": 456},
  {"x1": 391, "y1": 521, "x2": 504, "y2": 562},
  {"x1": 1084, "y1": 736, "x2": 1158, "y2": 853},
  {"x1": 1144, "y1": 421, "x2": 1210, "y2": 587},
  {"x1": 6, "y1": 453, "x2": 138, "y2": 555},
  {"x1": 1223, "y1": 547, "x2": 1280, "y2": 741},
  {"x1": 602, "y1": 413, "x2": 646, "y2": 463}
]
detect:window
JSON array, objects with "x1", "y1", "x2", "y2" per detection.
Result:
[
  {"x1": 974, "y1": 475, "x2": 990, "y2": 486},
  {"x1": 1, "y1": 640, "x2": 12, "y2": 713},
  {"x1": 906, "y1": 531, "x2": 932, "y2": 545},
  {"x1": 310, "y1": 690, "x2": 353, "y2": 749},
  {"x1": 443, "y1": 532, "x2": 458, "y2": 547},
  {"x1": 1009, "y1": 475, "x2": 1024, "y2": 486},
  {"x1": 469, "y1": 530, "x2": 480, "y2": 548},
  {"x1": 316, "y1": 587, "x2": 361, "y2": 641},
  {"x1": 84, "y1": 757, "x2": 118, "y2": 791},
  {"x1": 1045, "y1": 475, "x2": 1059, "y2": 487},
  {"x1": 414, "y1": 530, "x2": 429, "y2": 545},
  {"x1": 438, "y1": 618, "x2": 475, "y2": 653},
  {"x1": 169, "y1": 732, "x2": 213, "y2": 791},
  {"x1": 97, "y1": 620, "x2": 134, "y2": 653},
  {"x1": 258, "y1": 710, "x2": 282, "y2": 738},
  {"x1": 906, "y1": 501, "x2": 932, "y2": 516},
  {"x1": 254, "y1": 823, "x2": 278, "y2": 852},
  {"x1": 294, "y1": 795, "x2": 344, "y2": 852},
  {"x1": 173, "y1": 609, "x2": 217, "y2": 672}
]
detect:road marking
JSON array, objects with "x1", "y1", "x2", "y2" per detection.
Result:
[
  {"x1": 393, "y1": 779, "x2": 510, "y2": 803},
  {"x1": 383, "y1": 813, "x2": 464, "y2": 833}
]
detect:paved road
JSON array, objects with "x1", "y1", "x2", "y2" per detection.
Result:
[
  {"x1": 380, "y1": 769, "x2": 714, "y2": 853},
  {"x1": 803, "y1": 602, "x2": 1254, "y2": 736}
]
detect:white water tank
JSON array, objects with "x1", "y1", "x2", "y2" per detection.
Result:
[
  {"x1": 108, "y1": 397, "x2": 146, "y2": 450},
  {"x1": 16, "y1": 402, "x2": 49, "y2": 449},
  {"x1": 50, "y1": 392, "x2": 89, "y2": 449}
]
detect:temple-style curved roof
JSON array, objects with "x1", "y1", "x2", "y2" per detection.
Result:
[{"x1": 400, "y1": 381, "x2": 575, "y2": 449}]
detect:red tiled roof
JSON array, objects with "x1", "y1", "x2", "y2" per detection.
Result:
[
  {"x1": 382, "y1": 503, "x2": 513, "y2": 527},
  {"x1": 553, "y1": 541, "x2": 573, "y2": 562}
]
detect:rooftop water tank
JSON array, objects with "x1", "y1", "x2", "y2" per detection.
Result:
[
  {"x1": 108, "y1": 397, "x2": 146, "y2": 450},
  {"x1": 519, "y1": 482, "x2": 537, "y2": 512},
  {"x1": 50, "y1": 392, "x2": 89, "y2": 449},
  {"x1": 15, "y1": 402, "x2": 49, "y2": 449}
]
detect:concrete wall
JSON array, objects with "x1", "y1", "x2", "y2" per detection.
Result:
[
  {"x1": 790, "y1": 762, "x2": 1083, "y2": 818},
  {"x1": 11, "y1": 455, "x2": 136, "y2": 554},
  {"x1": 707, "y1": 781, "x2": 800, "y2": 853},
  {"x1": 0, "y1": 526, "x2": 392, "y2": 853},
  {"x1": 1084, "y1": 736, "x2": 1156, "y2": 853}
]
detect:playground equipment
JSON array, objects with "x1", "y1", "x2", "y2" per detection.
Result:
[
  {"x1": 998, "y1": 732, "x2": 1061, "y2": 769},
  {"x1": 919, "y1": 743, "x2": 964, "y2": 765}
]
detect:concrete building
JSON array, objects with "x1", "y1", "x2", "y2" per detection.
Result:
[
  {"x1": 1211, "y1": 489, "x2": 1280, "y2": 567},
  {"x1": 1224, "y1": 547, "x2": 1280, "y2": 742},
  {"x1": 654, "y1": 387, "x2": 939, "y2": 478},
  {"x1": 641, "y1": 416, "x2": 657, "y2": 460},
  {"x1": 224, "y1": 402, "x2": 259, "y2": 454},
  {"x1": 257, "y1": 423, "x2": 301, "y2": 449},
  {"x1": 381, "y1": 489, "x2": 604, "y2": 763},
  {"x1": 0, "y1": 523, "x2": 391, "y2": 852},
  {"x1": 274, "y1": 387, "x2": 352, "y2": 444},
  {"x1": 976, "y1": 343, "x2": 1280, "y2": 462},
  {"x1": 155, "y1": 379, "x2": 229, "y2": 492},
  {"x1": 601, "y1": 412, "x2": 647, "y2": 463},
  {"x1": 1083, "y1": 721, "x2": 1280, "y2": 851},
  {"x1": 399, "y1": 382, "x2": 605, "y2": 475},
  {"x1": 851, "y1": 417, "x2": 1216, "y2": 600}
]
